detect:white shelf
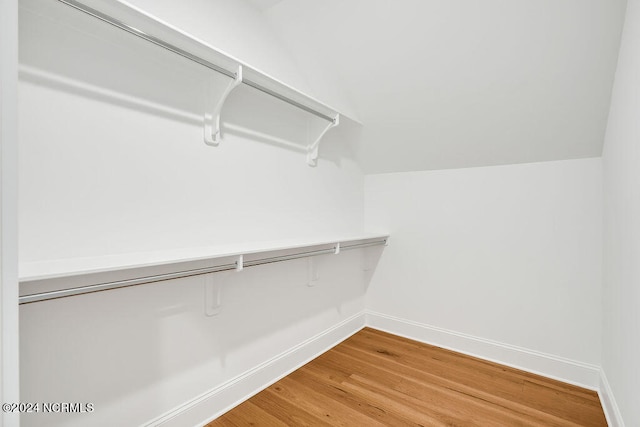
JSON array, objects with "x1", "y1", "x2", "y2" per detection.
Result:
[
  {"x1": 71, "y1": 0, "x2": 360, "y2": 121},
  {"x1": 41, "y1": 0, "x2": 360, "y2": 165},
  {"x1": 19, "y1": 234, "x2": 389, "y2": 304},
  {"x1": 20, "y1": 234, "x2": 388, "y2": 282}
]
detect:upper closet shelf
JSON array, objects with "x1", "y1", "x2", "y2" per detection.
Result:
[{"x1": 57, "y1": 0, "x2": 357, "y2": 166}]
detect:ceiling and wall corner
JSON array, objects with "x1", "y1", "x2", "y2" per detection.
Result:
[{"x1": 262, "y1": 0, "x2": 627, "y2": 174}]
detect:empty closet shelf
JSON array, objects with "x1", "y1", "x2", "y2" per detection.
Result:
[{"x1": 19, "y1": 234, "x2": 389, "y2": 304}]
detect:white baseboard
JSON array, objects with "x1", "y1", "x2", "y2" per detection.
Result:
[
  {"x1": 599, "y1": 370, "x2": 625, "y2": 427},
  {"x1": 145, "y1": 310, "x2": 611, "y2": 426},
  {"x1": 365, "y1": 310, "x2": 601, "y2": 390},
  {"x1": 145, "y1": 312, "x2": 366, "y2": 427}
]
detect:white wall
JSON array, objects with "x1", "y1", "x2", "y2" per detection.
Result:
[
  {"x1": 365, "y1": 159, "x2": 603, "y2": 369},
  {"x1": 20, "y1": 251, "x2": 368, "y2": 426},
  {"x1": 602, "y1": 0, "x2": 640, "y2": 425},
  {"x1": 18, "y1": 1, "x2": 366, "y2": 425},
  {"x1": 1, "y1": 0, "x2": 20, "y2": 425},
  {"x1": 18, "y1": 0, "x2": 363, "y2": 263}
]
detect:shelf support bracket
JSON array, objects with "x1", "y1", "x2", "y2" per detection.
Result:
[
  {"x1": 306, "y1": 114, "x2": 340, "y2": 167},
  {"x1": 307, "y1": 257, "x2": 320, "y2": 286},
  {"x1": 204, "y1": 275, "x2": 222, "y2": 316},
  {"x1": 204, "y1": 65, "x2": 243, "y2": 146}
]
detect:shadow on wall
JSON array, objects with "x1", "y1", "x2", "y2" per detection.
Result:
[
  {"x1": 223, "y1": 86, "x2": 363, "y2": 169},
  {"x1": 19, "y1": 247, "x2": 384, "y2": 426},
  {"x1": 18, "y1": 0, "x2": 361, "y2": 167}
]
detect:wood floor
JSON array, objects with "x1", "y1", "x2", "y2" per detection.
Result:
[{"x1": 206, "y1": 328, "x2": 607, "y2": 426}]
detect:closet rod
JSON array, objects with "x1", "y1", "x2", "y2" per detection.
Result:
[
  {"x1": 19, "y1": 239, "x2": 387, "y2": 304},
  {"x1": 57, "y1": 0, "x2": 336, "y2": 123}
]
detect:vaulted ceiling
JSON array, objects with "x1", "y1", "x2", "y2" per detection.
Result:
[
  {"x1": 258, "y1": 0, "x2": 627, "y2": 174},
  {"x1": 246, "y1": 0, "x2": 285, "y2": 12}
]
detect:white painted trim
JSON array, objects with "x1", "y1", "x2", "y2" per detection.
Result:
[
  {"x1": 141, "y1": 310, "x2": 614, "y2": 426},
  {"x1": 599, "y1": 369, "x2": 625, "y2": 427},
  {"x1": 145, "y1": 312, "x2": 366, "y2": 427},
  {"x1": 0, "y1": 0, "x2": 20, "y2": 425},
  {"x1": 365, "y1": 311, "x2": 601, "y2": 390}
]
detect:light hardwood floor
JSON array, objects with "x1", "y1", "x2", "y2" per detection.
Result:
[{"x1": 207, "y1": 328, "x2": 607, "y2": 426}]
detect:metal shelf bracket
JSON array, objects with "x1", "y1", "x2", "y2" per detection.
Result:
[
  {"x1": 204, "y1": 65, "x2": 243, "y2": 146},
  {"x1": 306, "y1": 114, "x2": 340, "y2": 167}
]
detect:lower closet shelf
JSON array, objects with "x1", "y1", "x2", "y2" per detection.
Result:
[{"x1": 18, "y1": 234, "x2": 389, "y2": 304}]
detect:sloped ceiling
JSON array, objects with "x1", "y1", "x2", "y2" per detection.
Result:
[
  {"x1": 263, "y1": 0, "x2": 627, "y2": 174},
  {"x1": 246, "y1": 0, "x2": 285, "y2": 12}
]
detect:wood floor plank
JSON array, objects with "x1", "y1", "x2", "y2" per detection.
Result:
[
  {"x1": 360, "y1": 329, "x2": 598, "y2": 401},
  {"x1": 214, "y1": 401, "x2": 288, "y2": 427},
  {"x1": 343, "y1": 329, "x2": 604, "y2": 425},
  {"x1": 320, "y1": 346, "x2": 578, "y2": 426},
  {"x1": 273, "y1": 375, "x2": 388, "y2": 426},
  {"x1": 341, "y1": 331, "x2": 529, "y2": 398},
  {"x1": 291, "y1": 366, "x2": 423, "y2": 426},
  {"x1": 206, "y1": 328, "x2": 607, "y2": 426},
  {"x1": 250, "y1": 389, "x2": 335, "y2": 426}
]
